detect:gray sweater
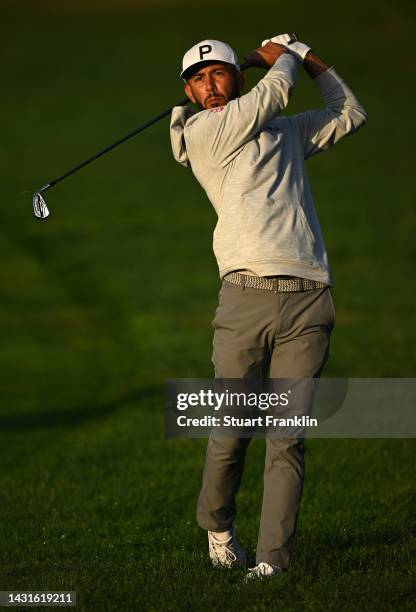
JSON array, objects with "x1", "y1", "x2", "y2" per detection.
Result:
[{"x1": 170, "y1": 53, "x2": 367, "y2": 285}]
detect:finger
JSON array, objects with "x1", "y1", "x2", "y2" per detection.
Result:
[{"x1": 270, "y1": 34, "x2": 291, "y2": 45}]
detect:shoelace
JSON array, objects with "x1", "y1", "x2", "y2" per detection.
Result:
[
  {"x1": 255, "y1": 562, "x2": 272, "y2": 575},
  {"x1": 248, "y1": 562, "x2": 280, "y2": 578},
  {"x1": 210, "y1": 535, "x2": 238, "y2": 563}
]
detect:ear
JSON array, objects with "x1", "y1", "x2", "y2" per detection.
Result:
[
  {"x1": 184, "y1": 82, "x2": 196, "y2": 104},
  {"x1": 237, "y1": 70, "x2": 245, "y2": 94}
]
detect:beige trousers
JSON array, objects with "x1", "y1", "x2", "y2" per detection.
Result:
[{"x1": 197, "y1": 280, "x2": 335, "y2": 568}]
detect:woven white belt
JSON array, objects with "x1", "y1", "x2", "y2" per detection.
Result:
[{"x1": 224, "y1": 272, "x2": 328, "y2": 292}]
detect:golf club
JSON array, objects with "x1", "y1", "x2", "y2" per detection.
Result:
[{"x1": 32, "y1": 34, "x2": 298, "y2": 220}]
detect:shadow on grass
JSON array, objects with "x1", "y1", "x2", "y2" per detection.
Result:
[
  {"x1": 294, "y1": 527, "x2": 414, "y2": 570},
  {"x1": 0, "y1": 386, "x2": 163, "y2": 431}
]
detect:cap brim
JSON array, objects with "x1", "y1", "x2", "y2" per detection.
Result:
[{"x1": 181, "y1": 59, "x2": 239, "y2": 80}]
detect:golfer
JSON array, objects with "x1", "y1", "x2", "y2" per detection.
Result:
[{"x1": 170, "y1": 35, "x2": 367, "y2": 578}]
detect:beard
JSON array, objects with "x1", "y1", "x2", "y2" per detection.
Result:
[{"x1": 197, "y1": 80, "x2": 241, "y2": 111}]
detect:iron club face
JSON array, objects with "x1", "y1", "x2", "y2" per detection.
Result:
[{"x1": 33, "y1": 191, "x2": 50, "y2": 219}]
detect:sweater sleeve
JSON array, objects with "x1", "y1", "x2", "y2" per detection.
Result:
[
  {"x1": 291, "y1": 67, "x2": 367, "y2": 160},
  {"x1": 186, "y1": 53, "x2": 298, "y2": 167}
]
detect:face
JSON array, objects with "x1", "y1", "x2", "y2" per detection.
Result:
[{"x1": 184, "y1": 62, "x2": 245, "y2": 110}]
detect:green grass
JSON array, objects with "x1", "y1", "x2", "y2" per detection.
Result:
[{"x1": 1, "y1": 0, "x2": 415, "y2": 609}]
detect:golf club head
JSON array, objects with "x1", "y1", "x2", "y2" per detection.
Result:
[{"x1": 33, "y1": 191, "x2": 50, "y2": 219}]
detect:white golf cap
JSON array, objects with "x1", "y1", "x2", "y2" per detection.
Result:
[{"x1": 180, "y1": 39, "x2": 239, "y2": 80}]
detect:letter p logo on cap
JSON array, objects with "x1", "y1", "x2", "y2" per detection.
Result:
[{"x1": 199, "y1": 44, "x2": 212, "y2": 60}]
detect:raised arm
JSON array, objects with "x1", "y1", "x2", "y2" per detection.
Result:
[{"x1": 291, "y1": 48, "x2": 367, "y2": 159}]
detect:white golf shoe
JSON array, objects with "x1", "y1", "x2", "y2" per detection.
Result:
[
  {"x1": 246, "y1": 562, "x2": 283, "y2": 579},
  {"x1": 208, "y1": 528, "x2": 246, "y2": 569}
]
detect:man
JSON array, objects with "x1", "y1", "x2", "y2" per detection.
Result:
[{"x1": 170, "y1": 35, "x2": 366, "y2": 578}]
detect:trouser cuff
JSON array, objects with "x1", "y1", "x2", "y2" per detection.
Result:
[{"x1": 197, "y1": 519, "x2": 234, "y2": 532}]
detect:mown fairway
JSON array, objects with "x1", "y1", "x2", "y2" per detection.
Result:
[{"x1": 1, "y1": 0, "x2": 415, "y2": 609}]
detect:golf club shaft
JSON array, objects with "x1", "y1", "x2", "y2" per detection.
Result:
[{"x1": 37, "y1": 99, "x2": 188, "y2": 194}]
